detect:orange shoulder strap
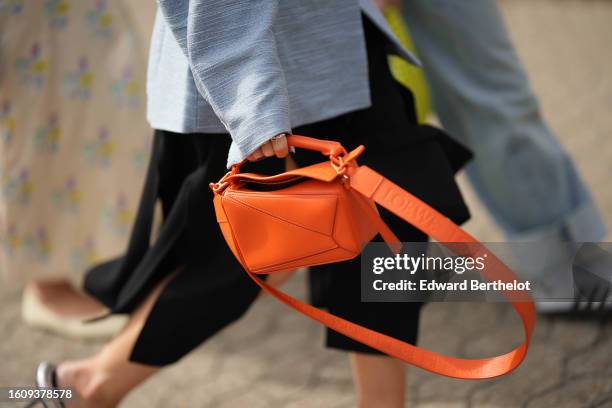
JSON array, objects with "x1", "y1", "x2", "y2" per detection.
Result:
[{"x1": 243, "y1": 165, "x2": 536, "y2": 379}]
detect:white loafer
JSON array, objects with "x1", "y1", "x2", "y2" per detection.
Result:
[{"x1": 21, "y1": 286, "x2": 127, "y2": 340}]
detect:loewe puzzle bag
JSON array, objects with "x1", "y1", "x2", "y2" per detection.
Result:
[{"x1": 210, "y1": 135, "x2": 535, "y2": 379}]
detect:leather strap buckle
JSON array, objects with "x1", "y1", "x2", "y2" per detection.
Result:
[
  {"x1": 330, "y1": 154, "x2": 348, "y2": 176},
  {"x1": 330, "y1": 145, "x2": 365, "y2": 185},
  {"x1": 209, "y1": 170, "x2": 235, "y2": 194}
]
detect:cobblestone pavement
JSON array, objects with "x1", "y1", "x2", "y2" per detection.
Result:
[{"x1": 1, "y1": 1, "x2": 611, "y2": 407}]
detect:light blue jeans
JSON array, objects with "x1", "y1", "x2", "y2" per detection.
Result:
[{"x1": 402, "y1": 0, "x2": 607, "y2": 298}]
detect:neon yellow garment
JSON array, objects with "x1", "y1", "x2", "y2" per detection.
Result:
[{"x1": 384, "y1": 7, "x2": 432, "y2": 123}]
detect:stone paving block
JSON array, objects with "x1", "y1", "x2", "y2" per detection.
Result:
[
  {"x1": 524, "y1": 374, "x2": 612, "y2": 408},
  {"x1": 543, "y1": 317, "x2": 604, "y2": 351},
  {"x1": 566, "y1": 325, "x2": 612, "y2": 378}
]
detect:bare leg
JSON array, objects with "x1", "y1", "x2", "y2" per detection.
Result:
[
  {"x1": 351, "y1": 353, "x2": 407, "y2": 408},
  {"x1": 56, "y1": 273, "x2": 176, "y2": 407}
]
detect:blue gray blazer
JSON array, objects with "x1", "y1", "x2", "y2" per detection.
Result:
[{"x1": 147, "y1": 0, "x2": 419, "y2": 166}]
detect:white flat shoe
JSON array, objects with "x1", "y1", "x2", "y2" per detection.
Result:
[{"x1": 21, "y1": 286, "x2": 127, "y2": 340}]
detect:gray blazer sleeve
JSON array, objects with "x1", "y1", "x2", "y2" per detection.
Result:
[{"x1": 157, "y1": 0, "x2": 292, "y2": 164}]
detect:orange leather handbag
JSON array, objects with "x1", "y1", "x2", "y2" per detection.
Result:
[{"x1": 210, "y1": 135, "x2": 536, "y2": 379}]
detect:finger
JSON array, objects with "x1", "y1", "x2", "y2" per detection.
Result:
[
  {"x1": 261, "y1": 141, "x2": 275, "y2": 157},
  {"x1": 272, "y1": 135, "x2": 289, "y2": 158},
  {"x1": 253, "y1": 148, "x2": 264, "y2": 160},
  {"x1": 248, "y1": 148, "x2": 264, "y2": 161}
]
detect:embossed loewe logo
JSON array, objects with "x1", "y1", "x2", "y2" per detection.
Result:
[{"x1": 378, "y1": 183, "x2": 436, "y2": 228}]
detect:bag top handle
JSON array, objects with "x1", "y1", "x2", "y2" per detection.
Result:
[{"x1": 287, "y1": 135, "x2": 347, "y2": 157}]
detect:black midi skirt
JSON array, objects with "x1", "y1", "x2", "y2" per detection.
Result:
[{"x1": 85, "y1": 17, "x2": 471, "y2": 366}]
